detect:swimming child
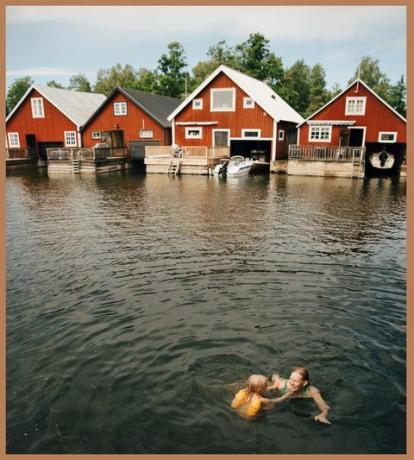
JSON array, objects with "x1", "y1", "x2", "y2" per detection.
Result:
[
  {"x1": 231, "y1": 374, "x2": 291, "y2": 419},
  {"x1": 267, "y1": 367, "x2": 331, "y2": 424}
]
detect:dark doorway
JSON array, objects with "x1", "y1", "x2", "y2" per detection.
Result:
[
  {"x1": 230, "y1": 140, "x2": 271, "y2": 161},
  {"x1": 339, "y1": 128, "x2": 350, "y2": 147},
  {"x1": 349, "y1": 128, "x2": 364, "y2": 147},
  {"x1": 128, "y1": 140, "x2": 160, "y2": 160},
  {"x1": 26, "y1": 134, "x2": 37, "y2": 158},
  {"x1": 213, "y1": 130, "x2": 229, "y2": 147},
  {"x1": 38, "y1": 142, "x2": 64, "y2": 160},
  {"x1": 101, "y1": 130, "x2": 125, "y2": 148}
]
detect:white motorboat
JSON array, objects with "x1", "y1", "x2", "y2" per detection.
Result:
[
  {"x1": 369, "y1": 150, "x2": 395, "y2": 170},
  {"x1": 213, "y1": 155, "x2": 253, "y2": 176}
]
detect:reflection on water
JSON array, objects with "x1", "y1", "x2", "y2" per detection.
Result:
[{"x1": 7, "y1": 169, "x2": 406, "y2": 454}]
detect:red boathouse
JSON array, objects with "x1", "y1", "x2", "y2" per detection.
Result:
[
  {"x1": 167, "y1": 65, "x2": 304, "y2": 168},
  {"x1": 81, "y1": 87, "x2": 181, "y2": 161},
  {"x1": 294, "y1": 79, "x2": 406, "y2": 176},
  {"x1": 6, "y1": 85, "x2": 106, "y2": 160}
]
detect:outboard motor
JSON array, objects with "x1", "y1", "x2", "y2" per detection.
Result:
[{"x1": 379, "y1": 149, "x2": 388, "y2": 167}]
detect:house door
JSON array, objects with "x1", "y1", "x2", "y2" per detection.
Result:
[
  {"x1": 339, "y1": 128, "x2": 350, "y2": 147},
  {"x1": 213, "y1": 130, "x2": 229, "y2": 147},
  {"x1": 101, "y1": 130, "x2": 125, "y2": 148},
  {"x1": 349, "y1": 128, "x2": 364, "y2": 147},
  {"x1": 26, "y1": 134, "x2": 37, "y2": 158}
]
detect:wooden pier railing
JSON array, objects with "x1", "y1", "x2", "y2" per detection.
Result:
[
  {"x1": 6, "y1": 148, "x2": 30, "y2": 159},
  {"x1": 289, "y1": 145, "x2": 365, "y2": 162},
  {"x1": 145, "y1": 145, "x2": 230, "y2": 159},
  {"x1": 47, "y1": 147, "x2": 128, "y2": 161}
]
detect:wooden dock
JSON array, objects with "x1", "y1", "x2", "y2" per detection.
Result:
[
  {"x1": 46, "y1": 147, "x2": 128, "y2": 174},
  {"x1": 287, "y1": 145, "x2": 366, "y2": 178},
  {"x1": 145, "y1": 146, "x2": 230, "y2": 175}
]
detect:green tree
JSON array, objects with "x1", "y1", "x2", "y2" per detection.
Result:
[
  {"x1": 94, "y1": 63, "x2": 138, "y2": 96},
  {"x1": 46, "y1": 80, "x2": 65, "y2": 88},
  {"x1": 157, "y1": 42, "x2": 189, "y2": 98},
  {"x1": 234, "y1": 33, "x2": 284, "y2": 88},
  {"x1": 389, "y1": 75, "x2": 406, "y2": 117},
  {"x1": 190, "y1": 40, "x2": 237, "y2": 91},
  {"x1": 349, "y1": 56, "x2": 391, "y2": 100},
  {"x1": 135, "y1": 68, "x2": 159, "y2": 94},
  {"x1": 329, "y1": 82, "x2": 342, "y2": 99},
  {"x1": 6, "y1": 75, "x2": 33, "y2": 115},
  {"x1": 279, "y1": 59, "x2": 310, "y2": 116},
  {"x1": 306, "y1": 64, "x2": 330, "y2": 116},
  {"x1": 68, "y1": 73, "x2": 92, "y2": 92}
]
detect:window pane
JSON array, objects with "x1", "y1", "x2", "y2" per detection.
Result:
[{"x1": 213, "y1": 90, "x2": 233, "y2": 109}]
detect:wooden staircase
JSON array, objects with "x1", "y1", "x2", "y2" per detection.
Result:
[
  {"x1": 167, "y1": 158, "x2": 181, "y2": 175},
  {"x1": 72, "y1": 159, "x2": 81, "y2": 174}
]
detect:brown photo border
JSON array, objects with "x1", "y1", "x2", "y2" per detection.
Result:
[{"x1": 0, "y1": 0, "x2": 411, "y2": 459}]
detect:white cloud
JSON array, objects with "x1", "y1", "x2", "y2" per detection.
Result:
[
  {"x1": 6, "y1": 67, "x2": 95, "y2": 77},
  {"x1": 6, "y1": 5, "x2": 405, "y2": 43}
]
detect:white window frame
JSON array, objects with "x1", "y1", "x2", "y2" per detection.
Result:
[
  {"x1": 185, "y1": 126, "x2": 203, "y2": 139},
  {"x1": 212, "y1": 129, "x2": 231, "y2": 147},
  {"x1": 92, "y1": 131, "x2": 101, "y2": 140},
  {"x1": 113, "y1": 102, "x2": 127, "y2": 116},
  {"x1": 308, "y1": 125, "x2": 332, "y2": 143},
  {"x1": 278, "y1": 129, "x2": 285, "y2": 141},
  {"x1": 139, "y1": 129, "x2": 154, "y2": 139},
  {"x1": 210, "y1": 88, "x2": 236, "y2": 112},
  {"x1": 345, "y1": 96, "x2": 366, "y2": 116},
  {"x1": 243, "y1": 97, "x2": 255, "y2": 109},
  {"x1": 192, "y1": 98, "x2": 203, "y2": 110},
  {"x1": 31, "y1": 97, "x2": 44, "y2": 118},
  {"x1": 241, "y1": 129, "x2": 261, "y2": 139},
  {"x1": 378, "y1": 131, "x2": 397, "y2": 143},
  {"x1": 64, "y1": 131, "x2": 77, "y2": 147},
  {"x1": 7, "y1": 132, "x2": 20, "y2": 148}
]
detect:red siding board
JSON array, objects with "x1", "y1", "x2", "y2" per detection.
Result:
[
  {"x1": 174, "y1": 73, "x2": 274, "y2": 147},
  {"x1": 300, "y1": 82, "x2": 406, "y2": 146},
  {"x1": 81, "y1": 91, "x2": 170, "y2": 147},
  {"x1": 6, "y1": 88, "x2": 77, "y2": 148}
]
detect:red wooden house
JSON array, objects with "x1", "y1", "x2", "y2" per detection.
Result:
[
  {"x1": 296, "y1": 79, "x2": 406, "y2": 175},
  {"x1": 81, "y1": 87, "x2": 181, "y2": 160},
  {"x1": 6, "y1": 85, "x2": 106, "y2": 160},
  {"x1": 167, "y1": 65, "x2": 304, "y2": 164}
]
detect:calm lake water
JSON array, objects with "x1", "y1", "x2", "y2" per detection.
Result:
[{"x1": 6, "y1": 169, "x2": 406, "y2": 454}]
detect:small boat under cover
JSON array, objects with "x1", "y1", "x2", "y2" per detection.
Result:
[
  {"x1": 213, "y1": 155, "x2": 253, "y2": 177},
  {"x1": 369, "y1": 150, "x2": 395, "y2": 170}
]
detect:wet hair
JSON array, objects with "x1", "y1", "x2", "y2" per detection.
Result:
[
  {"x1": 246, "y1": 374, "x2": 269, "y2": 398},
  {"x1": 292, "y1": 367, "x2": 310, "y2": 384}
]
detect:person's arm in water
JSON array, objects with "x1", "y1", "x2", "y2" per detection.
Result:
[
  {"x1": 309, "y1": 388, "x2": 331, "y2": 424},
  {"x1": 266, "y1": 374, "x2": 283, "y2": 391},
  {"x1": 260, "y1": 390, "x2": 292, "y2": 406}
]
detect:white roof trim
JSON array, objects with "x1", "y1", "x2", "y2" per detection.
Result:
[
  {"x1": 298, "y1": 79, "x2": 406, "y2": 127},
  {"x1": 6, "y1": 84, "x2": 106, "y2": 128},
  {"x1": 168, "y1": 66, "x2": 225, "y2": 121},
  {"x1": 168, "y1": 64, "x2": 304, "y2": 124},
  {"x1": 308, "y1": 120, "x2": 356, "y2": 125},
  {"x1": 6, "y1": 85, "x2": 36, "y2": 123},
  {"x1": 6, "y1": 84, "x2": 81, "y2": 127}
]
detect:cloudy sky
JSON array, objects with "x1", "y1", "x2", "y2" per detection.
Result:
[{"x1": 6, "y1": 5, "x2": 406, "y2": 91}]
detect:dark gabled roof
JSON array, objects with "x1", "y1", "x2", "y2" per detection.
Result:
[
  {"x1": 120, "y1": 88, "x2": 181, "y2": 128},
  {"x1": 80, "y1": 86, "x2": 181, "y2": 131}
]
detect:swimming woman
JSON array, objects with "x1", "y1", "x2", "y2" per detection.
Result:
[
  {"x1": 231, "y1": 374, "x2": 291, "y2": 419},
  {"x1": 268, "y1": 367, "x2": 331, "y2": 424}
]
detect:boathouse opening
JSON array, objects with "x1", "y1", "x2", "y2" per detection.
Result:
[
  {"x1": 230, "y1": 140, "x2": 271, "y2": 162},
  {"x1": 38, "y1": 142, "x2": 64, "y2": 160},
  {"x1": 348, "y1": 128, "x2": 365, "y2": 147},
  {"x1": 364, "y1": 142, "x2": 406, "y2": 177},
  {"x1": 26, "y1": 134, "x2": 37, "y2": 159}
]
